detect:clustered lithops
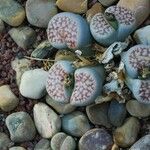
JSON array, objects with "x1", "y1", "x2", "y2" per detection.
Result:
[{"x1": 0, "y1": 0, "x2": 150, "y2": 149}]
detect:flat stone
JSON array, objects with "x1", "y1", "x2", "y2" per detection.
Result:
[
  {"x1": 98, "y1": 0, "x2": 118, "y2": 6},
  {"x1": 6, "y1": 112, "x2": 36, "y2": 142},
  {"x1": 0, "y1": 132, "x2": 13, "y2": 150},
  {"x1": 86, "y1": 103, "x2": 111, "y2": 128},
  {"x1": 0, "y1": 0, "x2": 25, "y2": 26},
  {"x1": 46, "y1": 95, "x2": 76, "y2": 114},
  {"x1": 79, "y1": 128, "x2": 113, "y2": 150},
  {"x1": 19, "y1": 69, "x2": 48, "y2": 99},
  {"x1": 34, "y1": 138, "x2": 51, "y2": 150},
  {"x1": 56, "y1": 0, "x2": 87, "y2": 14},
  {"x1": 26, "y1": 0, "x2": 58, "y2": 28},
  {"x1": 0, "y1": 85, "x2": 19, "y2": 112},
  {"x1": 133, "y1": 25, "x2": 150, "y2": 45},
  {"x1": 62, "y1": 111, "x2": 91, "y2": 137},
  {"x1": 126, "y1": 100, "x2": 150, "y2": 118},
  {"x1": 113, "y1": 117, "x2": 140, "y2": 148},
  {"x1": 51, "y1": 132, "x2": 76, "y2": 150},
  {"x1": 9, "y1": 26, "x2": 36, "y2": 49},
  {"x1": 9, "y1": 147, "x2": 26, "y2": 150},
  {"x1": 108, "y1": 100, "x2": 127, "y2": 127},
  {"x1": 33, "y1": 103, "x2": 61, "y2": 138},
  {"x1": 0, "y1": 19, "x2": 4, "y2": 32},
  {"x1": 129, "y1": 134, "x2": 150, "y2": 150}
]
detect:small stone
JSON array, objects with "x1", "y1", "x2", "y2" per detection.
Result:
[
  {"x1": 33, "y1": 103, "x2": 61, "y2": 138},
  {"x1": 86, "y1": 3, "x2": 104, "y2": 23},
  {"x1": 62, "y1": 111, "x2": 91, "y2": 137},
  {"x1": 19, "y1": 69, "x2": 48, "y2": 99},
  {"x1": 56, "y1": 0, "x2": 87, "y2": 14},
  {"x1": 113, "y1": 117, "x2": 140, "y2": 148},
  {"x1": 133, "y1": 25, "x2": 150, "y2": 45},
  {"x1": 0, "y1": 132, "x2": 13, "y2": 150},
  {"x1": 34, "y1": 138, "x2": 51, "y2": 150},
  {"x1": 108, "y1": 100, "x2": 127, "y2": 127},
  {"x1": 0, "y1": 19, "x2": 4, "y2": 32},
  {"x1": 9, "y1": 26, "x2": 36, "y2": 49},
  {"x1": 0, "y1": 85, "x2": 19, "y2": 112},
  {"x1": 0, "y1": 0, "x2": 25, "y2": 26},
  {"x1": 86, "y1": 103, "x2": 111, "y2": 128},
  {"x1": 26, "y1": 0, "x2": 58, "y2": 28},
  {"x1": 129, "y1": 134, "x2": 150, "y2": 150},
  {"x1": 6, "y1": 112, "x2": 36, "y2": 142},
  {"x1": 9, "y1": 147, "x2": 26, "y2": 150},
  {"x1": 79, "y1": 128, "x2": 113, "y2": 150},
  {"x1": 11, "y1": 58, "x2": 31, "y2": 86},
  {"x1": 51, "y1": 132, "x2": 76, "y2": 150},
  {"x1": 98, "y1": 0, "x2": 118, "y2": 6},
  {"x1": 46, "y1": 95, "x2": 76, "y2": 114},
  {"x1": 126, "y1": 100, "x2": 150, "y2": 118}
]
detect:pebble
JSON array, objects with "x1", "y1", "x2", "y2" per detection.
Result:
[
  {"x1": 79, "y1": 128, "x2": 113, "y2": 150},
  {"x1": 86, "y1": 2, "x2": 104, "y2": 23},
  {"x1": 129, "y1": 134, "x2": 150, "y2": 150},
  {"x1": 0, "y1": 19, "x2": 4, "y2": 32},
  {"x1": 0, "y1": 85, "x2": 19, "y2": 112},
  {"x1": 86, "y1": 103, "x2": 111, "y2": 128},
  {"x1": 98, "y1": 0, "x2": 118, "y2": 6},
  {"x1": 126, "y1": 100, "x2": 150, "y2": 118},
  {"x1": 5, "y1": 111, "x2": 36, "y2": 142},
  {"x1": 34, "y1": 138, "x2": 51, "y2": 150},
  {"x1": 9, "y1": 26, "x2": 36, "y2": 49},
  {"x1": 0, "y1": 132, "x2": 13, "y2": 150},
  {"x1": 51, "y1": 132, "x2": 76, "y2": 150},
  {"x1": 62, "y1": 111, "x2": 91, "y2": 137},
  {"x1": 9, "y1": 147, "x2": 26, "y2": 150},
  {"x1": 33, "y1": 102, "x2": 61, "y2": 138},
  {"x1": 133, "y1": 25, "x2": 150, "y2": 45},
  {"x1": 46, "y1": 95, "x2": 76, "y2": 114},
  {"x1": 26, "y1": 0, "x2": 58, "y2": 28},
  {"x1": 108, "y1": 100, "x2": 127, "y2": 127},
  {"x1": 113, "y1": 117, "x2": 140, "y2": 148},
  {"x1": 19, "y1": 69, "x2": 48, "y2": 99},
  {"x1": 11, "y1": 58, "x2": 31, "y2": 86},
  {"x1": 56, "y1": 0, "x2": 87, "y2": 14},
  {"x1": 0, "y1": 0, "x2": 25, "y2": 26}
]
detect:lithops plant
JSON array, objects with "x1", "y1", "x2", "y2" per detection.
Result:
[
  {"x1": 46, "y1": 60, "x2": 105, "y2": 106},
  {"x1": 90, "y1": 5, "x2": 136, "y2": 46},
  {"x1": 121, "y1": 45, "x2": 150, "y2": 78},
  {"x1": 47, "y1": 12, "x2": 92, "y2": 50}
]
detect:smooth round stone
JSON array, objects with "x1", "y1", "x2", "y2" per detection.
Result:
[
  {"x1": 34, "y1": 138, "x2": 51, "y2": 150},
  {"x1": 108, "y1": 100, "x2": 127, "y2": 127},
  {"x1": 86, "y1": 103, "x2": 111, "y2": 128},
  {"x1": 26, "y1": 0, "x2": 57, "y2": 28},
  {"x1": 79, "y1": 128, "x2": 113, "y2": 150},
  {"x1": 19, "y1": 69, "x2": 48, "y2": 99},
  {"x1": 9, "y1": 147, "x2": 26, "y2": 150},
  {"x1": 62, "y1": 111, "x2": 91, "y2": 137},
  {"x1": 133, "y1": 25, "x2": 150, "y2": 45},
  {"x1": 5, "y1": 112, "x2": 36, "y2": 142},
  {"x1": 56, "y1": 0, "x2": 87, "y2": 14},
  {"x1": 46, "y1": 95, "x2": 76, "y2": 114},
  {"x1": 113, "y1": 117, "x2": 140, "y2": 148},
  {"x1": 33, "y1": 102, "x2": 61, "y2": 138},
  {"x1": 126, "y1": 100, "x2": 150, "y2": 118},
  {"x1": 0, "y1": 132, "x2": 13, "y2": 150},
  {"x1": 0, "y1": 85, "x2": 19, "y2": 112},
  {"x1": 51, "y1": 132, "x2": 76, "y2": 150},
  {"x1": 0, "y1": 19, "x2": 4, "y2": 32},
  {"x1": 0, "y1": 0, "x2": 25, "y2": 26},
  {"x1": 9, "y1": 26, "x2": 36, "y2": 49},
  {"x1": 129, "y1": 134, "x2": 150, "y2": 150},
  {"x1": 98, "y1": 0, "x2": 118, "y2": 6}
]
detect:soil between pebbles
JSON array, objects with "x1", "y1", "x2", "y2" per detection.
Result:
[{"x1": 0, "y1": 0, "x2": 150, "y2": 150}]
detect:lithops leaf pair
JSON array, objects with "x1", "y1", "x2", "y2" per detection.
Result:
[
  {"x1": 90, "y1": 5, "x2": 136, "y2": 46},
  {"x1": 46, "y1": 60, "x2": 105, "y2": 106},
  {"x1": 47, "y1": 12, "x2": 92, "y2": 50}
]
